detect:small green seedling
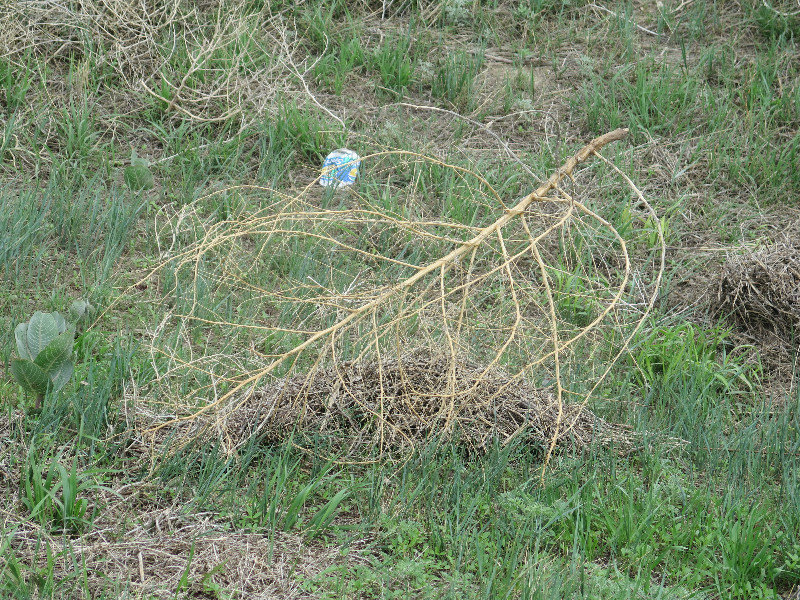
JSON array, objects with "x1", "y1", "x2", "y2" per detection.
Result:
[
  {"x1": 123, "y1": 148, "x2": 154, "y2": 191},
  {"x1": 11, "y1": 300, "x2": 91, "y2": 410},
  {"x1": 68, "y1": 298, "x2": 94, "y2": 333}
]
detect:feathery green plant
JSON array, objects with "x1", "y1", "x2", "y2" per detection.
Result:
[{"x1": 20, "y1": 450, "x2": 104, "y2": 535}]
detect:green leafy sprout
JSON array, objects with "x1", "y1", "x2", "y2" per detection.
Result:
[{"x1": 123, "y1": 148, "x2": 154, "y2": 191}]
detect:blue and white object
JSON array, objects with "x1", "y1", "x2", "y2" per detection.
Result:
[{"x1": 320, "y1": 148, "x2": 360, "y2": 188}]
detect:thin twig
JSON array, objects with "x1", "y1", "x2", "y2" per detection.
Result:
[
  {"x1": 762, "y1": 0, "x2": 800, "y2": 17},
  {"x1": 588, "y1": 3, "x2": 659, "y2": 36}
]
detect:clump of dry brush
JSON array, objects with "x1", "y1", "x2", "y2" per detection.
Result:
[
  {"x1": 718, "y1": 242, "x2": 800, "y2": 338},
  {"x1": 143, "y1": 348, "x2": 635, "y2": 457},
  {"x1": 717, "y1": 242, "x2": 800, "y2": 370}
]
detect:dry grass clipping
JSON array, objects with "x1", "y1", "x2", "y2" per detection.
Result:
[
  {"x1": 718, "y1": 242, "x2": 800, "y2": 338},
  {"x1": 0, "y1": 500, "x2": 346, "y2": 599},
  {"x1": 109, "y1": 128, "x2": 665, "y2": 472},
  {"x1": 716, "y1": 242, "x2": 800, "y2": 372},
  {"x1": 132, "y1": 348, "x2": 635, "y2": 458}
]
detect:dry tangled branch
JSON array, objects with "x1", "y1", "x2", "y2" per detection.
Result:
[
  {"x1": 3, "y1": 0, "x2": 194, "y2": 80},
  {"x1": 114, "y1": 128, "x2": 665, "y2": 469},
  {"x1": 0, "y1": 1, "x2": 305, "y2": 131}
]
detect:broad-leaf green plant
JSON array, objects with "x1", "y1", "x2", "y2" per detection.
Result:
[{"x1": 10, "y1": 300, "x2": 90, "y2": 410}]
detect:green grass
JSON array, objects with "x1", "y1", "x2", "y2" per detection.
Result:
[
  {"x1": 1, "y1": 1, "x2": 799, "y2": 598},
  {"x1": 372, "y1": 32, "x2": 416, "y2": 97},
  {"x1": 431, "y1": 47, "x2": 485, "y2": 112}
]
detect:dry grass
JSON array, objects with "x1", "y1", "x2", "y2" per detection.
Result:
[
  {"x1": 1, "y1": 500, "x2": 349, "y2": 599},
  {"x1": 0, "y1": 0, "x2": 310, "y2": 177},
  {"x1": 0, "y1": 409, "x2": 354, "y2": 599}
]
